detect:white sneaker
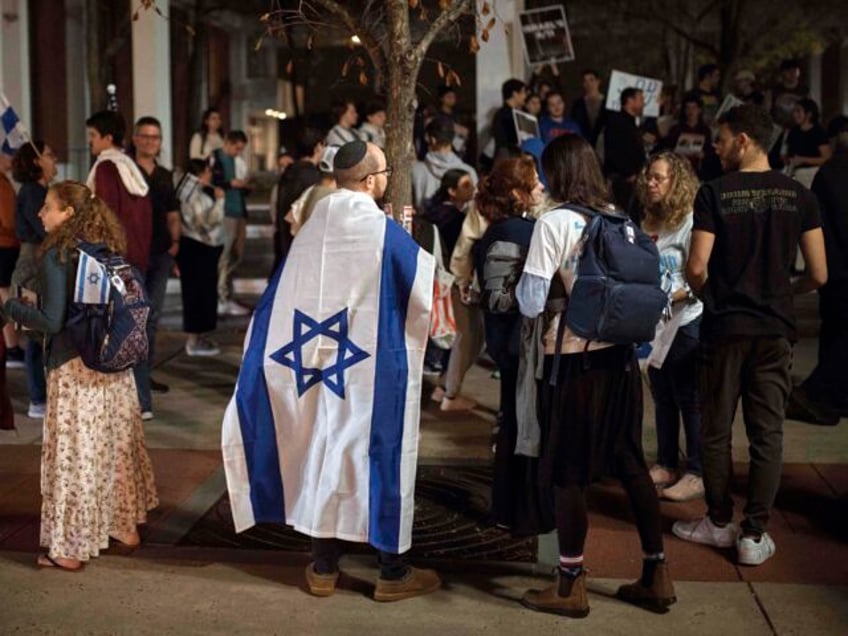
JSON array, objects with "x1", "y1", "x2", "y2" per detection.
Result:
[
  {"x1": 220, "y1": 300, "x2": 249, "y2": 316},
  {"x1": 737, "y1": 532, "x2": 776, "y2": 566},
  {"x1": 430, "y1": 386, "x2": 446, "y2": 403},
  {"x1": 649, "y1": 464, "x2": 678, "y2": 487},
  {"x1": 185, "y1": 338, "x2": 221, "y2": 357},
  {"x1": 27, "y1": 402, "x2": 46, "y2": 419},
  {"x1": 672, "y1": 517, "x2": 738, "y2": 548},
  {"x1": 141, "y1": 411, "x2": 154, "y2": 421},
  {"x1": 661, "y1": 473, "x2": 705, "y2": 502}
]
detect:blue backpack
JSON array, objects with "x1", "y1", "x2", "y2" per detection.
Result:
[
  {"x1": 65, "y1": 242, "x2": 150, "y2": 373},
  {"x1": 563, "y1": 205, "x2": 667, "y2": 345}
]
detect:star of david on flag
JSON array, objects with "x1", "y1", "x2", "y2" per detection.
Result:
[
  {"x1": 270, "y1": 308, "x2": 369, "y2": 399},
  {"x1": 74, "y1": 249, "x2": 111, "y2": 304}
]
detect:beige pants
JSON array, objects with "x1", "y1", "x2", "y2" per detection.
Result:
[
  {"x1": 217, "y1": 216, "x2": 246, "y2": 303},
  {"x1": 441, "y1": 286, "x2": 485, "y2": 397}
]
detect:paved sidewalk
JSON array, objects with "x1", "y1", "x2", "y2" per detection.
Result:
[{"x1": 0, "y1": 294, "x2": 846, "y2": 634}]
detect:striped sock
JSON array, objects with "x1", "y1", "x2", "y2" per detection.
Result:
[{"x1": 559, "y1": 555, "x2": 584, "y2": 578}]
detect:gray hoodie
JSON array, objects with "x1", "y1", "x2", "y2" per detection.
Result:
[{"x1": 411, "y1": 151, "x2": 478, "y2": 209}]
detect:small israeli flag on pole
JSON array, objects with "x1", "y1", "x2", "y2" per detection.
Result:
[
  {"x1": 0, "y1": 92, "x2": 30, "y2": 154},
  {"x1": 74, "y1": 250, "x2": 111, "y2": 304}
]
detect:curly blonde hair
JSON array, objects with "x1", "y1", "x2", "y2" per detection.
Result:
[
  {"x1": 636, "y1": 152, "x2": 699, "y2": 231},
  {"x1": 40, "y1": 180, "x2": 127, "y2": 261}
]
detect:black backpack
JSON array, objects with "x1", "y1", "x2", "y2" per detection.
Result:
[
  {"x1": 563, "y1": 204, "x2": 667, "y2": 345},
  {"x1": 65, "y1": 242, "x2": 150, "y2": 373}
]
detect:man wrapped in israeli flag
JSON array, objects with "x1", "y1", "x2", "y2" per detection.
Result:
[{"x1": 222, "y1": 141, "x2": 439, "y2": 601}]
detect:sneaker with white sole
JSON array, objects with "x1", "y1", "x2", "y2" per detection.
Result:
[
  {"x1": 27, "y1": 402, "x2": 46, "y2": 419},
  {"x1": 737, "y1": 532, "x2": 776, "y2": 566},
  {"x1": 141, "y1": 411, "x2": 154, "y2": 421},
  {"x1": 185, "y1": 338, "x2": 221, "y2": 357},
  {"x1": 661, "y1": 473, "x2": 705, "y2": 502},
  {"x1": 430, "y1": 386, "x2": 446, "y2": 403},
  {"x1": 218, "y1": 300, "x2": 249, "y2": 316},
  {"x1": 672, "y1": 516, "x2": 738, "y2": 548}
]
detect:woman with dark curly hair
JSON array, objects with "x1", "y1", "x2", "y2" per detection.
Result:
[
  {"x1": 2, "y1": 181, "x2": 158, "y2": 571},
  {"x1": 637, "y1": 152, "x2": 704, "y2": 502},
  {"x1": 472, "y1": 156, "x2": 545, "y2": 533}
]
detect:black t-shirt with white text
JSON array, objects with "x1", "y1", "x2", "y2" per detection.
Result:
[{"x1": 693, "y1": 170, "x2": 821, "y2": 341}]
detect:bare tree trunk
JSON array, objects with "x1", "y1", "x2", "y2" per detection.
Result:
[{"x1": 383, "y1": 0, "x2": 421, "y2": 217}]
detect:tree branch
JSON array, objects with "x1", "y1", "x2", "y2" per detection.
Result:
[
  {"x1": 415, "y1": 0, "x2": 473, "y2": 61},
  {"x1": 307, "y1": 0, "x2": 386, "y2": 70},
  {"x1": 624, "y1": 4, "x2": 719, "y2": 57}
]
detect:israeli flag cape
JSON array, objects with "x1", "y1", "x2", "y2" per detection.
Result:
[
  {"x1": 222, "y1": 190, "x2": 435, "y2": 554},
  {"x1": 74, "y1": 249, "x2": 111, "y2": 304}
]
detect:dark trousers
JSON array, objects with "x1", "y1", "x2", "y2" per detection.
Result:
[
  {"x1": 802, "y1": 281, "x2": 848, "y2": 408},
  {"x1": 25, "y1": 338, "x2": 46, "y2": 405},
  {"x1": 311, "y1": 538, "x2": 409, "y2": 580},
  {"x1": 134, "y1": 250, "x2": 173, "y2": 412},
  {"x1": 177, "y1": 237, "x2": 223, "y2": 334},
  {"x1": 699, "y1": 336, "x2": 792, "y2": 536},
  {"x1": 648, "y1": 319, "x2": 702, "y2": 474}
]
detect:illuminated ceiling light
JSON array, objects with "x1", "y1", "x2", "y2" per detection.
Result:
[{"x1": 351, "y1": 34, "x2": 361, "y2": 45}]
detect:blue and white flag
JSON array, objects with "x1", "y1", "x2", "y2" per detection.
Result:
[
  {"x1": 74, "y1": 250, "x2": 111, "y2": 304},
  {"x1": 0, "y1": 95, "x2": 28, "y2": 154},
  {"x1": 222, "y1": 190, "x2": 435, "y2": 554}
]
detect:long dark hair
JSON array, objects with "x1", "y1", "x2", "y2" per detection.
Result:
[
  {"x1": 432, "y1": 168, "x2": 469, "y2": 205},
  {"x1": 199, "y1": 107, "x2": 223, "y2": 146},
  {"x1": 541, "y1": 135, "x2": 609, "y2": 209}
]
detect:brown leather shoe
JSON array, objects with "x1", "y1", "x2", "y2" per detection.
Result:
[
  {"x1": 305, "y1": 563, "x2": 339, "y2": 597},
  {"x1": 521, "y1": 571, "x2": 589, "y2": 618},
  {"x1": 616, "y1": 561, "x2": 676, "y2": 613},
  {"x1": 373, "y1": 566, "x2": 441, "y2": 602}
]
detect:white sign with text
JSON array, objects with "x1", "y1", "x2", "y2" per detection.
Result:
[{"x1": 605, "y1": 70, "x2": 663, "y2": 118}]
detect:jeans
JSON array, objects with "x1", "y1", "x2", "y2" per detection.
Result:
[
  {"x1": 699, "y1": 336, "x2": 792, "y2": 536},
  {"x1": 311, "y1": 538, "x2": 409, "y2": 580},
  {"x1": 133, "y1": 251, "x2": 173, "y2": 412},
  {"x1": 217, "y1": 217, "x2": 246, "y2": 303},
  {"x1": 25, "y1": 337, "x2": 46, "y2": 405},
  {"x1": 648, "y1": 318, "x2": 702, "y2": 475}
]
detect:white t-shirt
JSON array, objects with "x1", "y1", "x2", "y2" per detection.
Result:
[
  {"x1": 522, "y1": 207, "x2": 614, "y2": 354},
  {"x1": 647, "y1": 214, "x2": 703, "y2": 327}
]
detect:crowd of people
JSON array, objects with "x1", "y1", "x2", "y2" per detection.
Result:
[{"x1": 0, "y1": 52, "x2": 845, "y2": 619}]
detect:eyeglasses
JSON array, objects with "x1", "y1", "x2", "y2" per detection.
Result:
[
  {"x1": 646, "y1": 173, "x2": 671, "y2": 184},
  {"x1": 360, "y1": 166, "x2": 393, "y2": 181}
]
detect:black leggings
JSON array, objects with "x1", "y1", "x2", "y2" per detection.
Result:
[{"x1": 555, "y1": 470, "x2": 664, "y2": 558}]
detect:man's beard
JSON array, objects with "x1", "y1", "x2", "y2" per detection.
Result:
[{"x1": 720, "y1": 141, "x2": 743, "y2": 171}]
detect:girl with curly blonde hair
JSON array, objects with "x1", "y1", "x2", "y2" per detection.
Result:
[
  {"x1": 636, "y1": 153, "x2": 705, "y2": 503},
  {"x1": 3, "y1": 181, "x2": 158, "y2": 571}
]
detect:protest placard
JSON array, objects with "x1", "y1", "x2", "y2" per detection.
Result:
[
  {"x1": 519, "y1": 6, "x2": 575, "y2": 66},
  {"x1": 513, "y1": 109, "x2": 540, "y2": 143},
  {"x1": 605, "y1": 70, "x2": 663, "y2": 118}
]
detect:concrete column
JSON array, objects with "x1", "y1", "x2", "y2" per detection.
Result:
[
  {"x1": 0, "y1": 0, "x2": 32, "y2": 126},
  {"x1": 65, "y1": 0, "x2": 87, "y2": 180},
  {"x1": 131, "y1": 0, "x2": 173, "y2": 167},
  {"x1": 475, "y1": 0, "x2": 524, "y2": 150}
]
